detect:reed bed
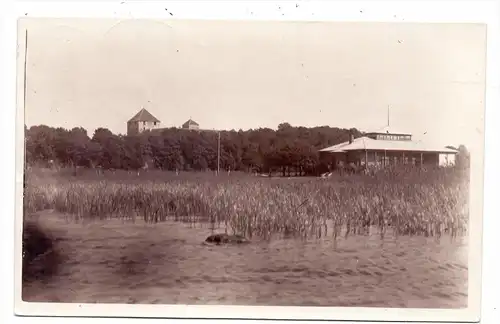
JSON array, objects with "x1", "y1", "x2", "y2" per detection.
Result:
[{"x1": 23, "y1": 167, "x2": 469, "y2": 242}]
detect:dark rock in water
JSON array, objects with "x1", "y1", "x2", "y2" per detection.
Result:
[{"x1": 204, "y1": 233, "x2": 250, "y2": 245}]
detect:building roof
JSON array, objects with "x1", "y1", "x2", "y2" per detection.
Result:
[
  {"x1": 182, "y1": 119, "x2": 199, "y2": 127},
  {"x1": 128, "y1": 108, "x2": 160, "y2": 123},
  {"x1": 364, "y1": 126, "x2": 412, "y2": 136},
  {"x1": 320, "y1": 136, "x2": 458, "y2": 154}
]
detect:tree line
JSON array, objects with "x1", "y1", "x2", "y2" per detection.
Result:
[
  {"x1": 24, "y1": 123, "x2": 471, "y2": 176},
  {"x1": 24, "y1": 123, "x2": 363, "y2": 176}
]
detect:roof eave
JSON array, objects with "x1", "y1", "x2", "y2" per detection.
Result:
[
  {"x1": 338, "y1": 148, "x2": 458, "y2": 153},
  {"x1": 320, "y1": 147, "x2": 458, "y2": 154}
]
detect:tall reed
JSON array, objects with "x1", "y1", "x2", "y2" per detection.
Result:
[{"x1": 23, "y1": 166, "x2": 469, "y2": 241}]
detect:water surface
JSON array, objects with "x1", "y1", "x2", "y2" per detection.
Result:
[{"x1": 22, "y1": 210, "x2": 468, "y2": 308}]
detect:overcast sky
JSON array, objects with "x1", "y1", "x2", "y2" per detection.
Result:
[{"x1": 20, "y1": 18, "x2": 486, "y2": 151}]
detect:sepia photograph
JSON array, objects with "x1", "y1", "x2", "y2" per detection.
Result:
[{"x1": 14, "y1": 14, "x2": 486, "y2": 321}]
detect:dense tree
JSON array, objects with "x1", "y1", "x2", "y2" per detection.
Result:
[
  {"x1": 456, "y1": 145, "x2": 471, "y2": 170},
  {"x1": 24, "y1": 122, "x2": 466, "y2": 176}
]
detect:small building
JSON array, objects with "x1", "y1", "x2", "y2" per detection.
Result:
[
  {"x1": 319, "y1": 127, "x2": 458, "y2": 170},
  {"x1": 127, "y1": 108, "x2": 161, "y2": 136},
  {"x1": 182, "y1": 119, "x2": 200, "y2": 130}
]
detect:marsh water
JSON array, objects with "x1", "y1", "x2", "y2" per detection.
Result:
[{"x1": 23, "y1": 210, "x2": 468, "y2": 308}]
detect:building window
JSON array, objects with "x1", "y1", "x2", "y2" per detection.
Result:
[{"x1": 154, "y1": 122, "x2": 157, "y2": 126}]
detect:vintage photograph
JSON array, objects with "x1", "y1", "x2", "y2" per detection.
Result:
[{"x1": 17, "y1": 17, "x2": 485, "y2": 313}]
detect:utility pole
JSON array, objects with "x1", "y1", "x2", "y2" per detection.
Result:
[{"x1": 217, "y1": 130, "x2": 221, "y2": 175}]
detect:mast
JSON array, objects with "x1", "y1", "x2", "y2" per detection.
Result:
[{"x1": 387, "y1": 105, "x2": 390, "y2": 127}]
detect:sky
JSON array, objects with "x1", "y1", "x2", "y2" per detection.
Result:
[{"x1": 20, "y1": 18, "x2": 486, "y2": 152}]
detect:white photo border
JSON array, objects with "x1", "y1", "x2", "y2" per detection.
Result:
[{"x1": 3, "y1": 1, "x2": 498, "y2": 322}]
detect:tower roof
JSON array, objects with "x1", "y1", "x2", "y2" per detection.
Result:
[{"x1": 128, "y1": 108, "x2": 160, "y2": 123}]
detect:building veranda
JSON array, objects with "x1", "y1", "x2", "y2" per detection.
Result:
[{"x1": 319, "y1": 127, "x2": 458, "y2": 173}]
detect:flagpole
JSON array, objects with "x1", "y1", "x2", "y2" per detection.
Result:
[{"x1": 387, "y1": 105, "x2": 390, "y2": 127}]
